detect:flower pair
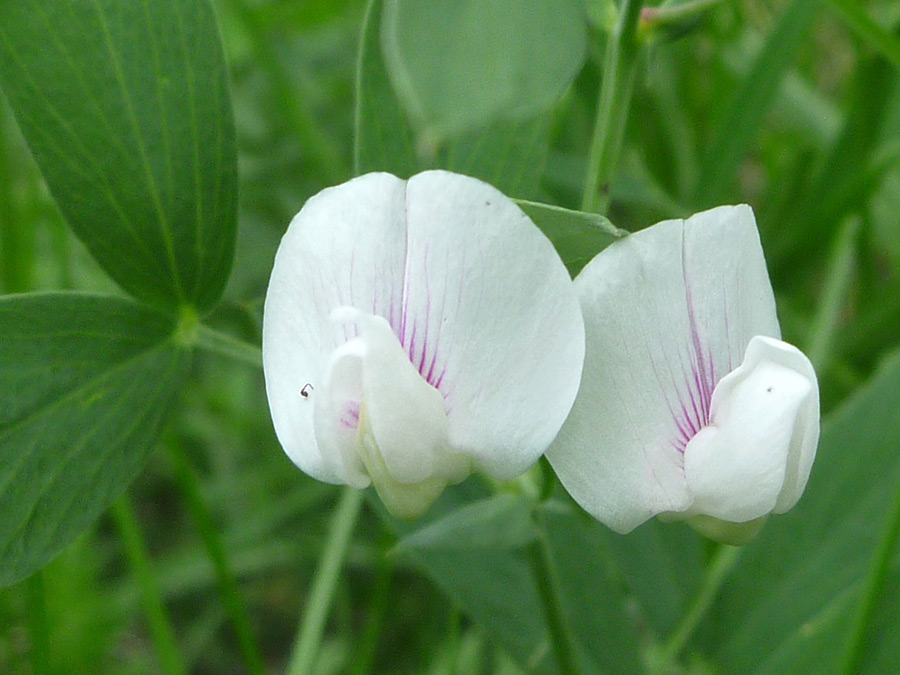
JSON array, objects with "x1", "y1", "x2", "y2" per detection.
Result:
[{"x1": 263, "y1": 171, "x2": 819, "y2": 540}]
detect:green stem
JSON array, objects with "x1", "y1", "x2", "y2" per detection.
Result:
[
  {"x1": 166, "y1": 443, "x2": 266, "y2": 675},
  {"x1": 26, "y1": 571, "x2": 50, "y2": 675},
  {"x1": 805, "y1": 215, "x2": 860, "y2": 369},
  {"x1": 196, "y1": 325, "x2": 263, "y2": 369},
  {"x1": 527, "y1": 508, "x2": 582, "y2": 675},
  {"x1": 837, "y1": 469, "x2": 900, "y2": 675},
  {"x1": 581, "y1": 0, "x2": 645, "y2": 214},
  {"x1": 653, "y1": 545, "x2": 742, "y2": 673},
  {"x1": 111, "y1": 496, "x2": 188, "y2": 675},
  {"x1": 286, "y1": 487, "x2": 365, "y2": 675}
]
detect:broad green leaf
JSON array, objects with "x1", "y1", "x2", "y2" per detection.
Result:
[
  {"x1": 693, "y1": 0, "x2": 820, "y2": 206},
  {"x1": 400, "y1": 543, "x2": 555, "y2": 673},
  {"x1": 391, "y1": 492, "x2": 641, "y2": 674},
  {"x1": 354, "y1": 0, "x2": 418, "y2": 177},
  {"x1": 599, "y1": 520, "x2": 704, "y2": 638},
  {"x1": 354, "y1": 0, "x2": 553, "y2": 198},
  {"x1": 543, "y1": 504, "x2": 643, "y2": 674},
  {"x1": 441, "y1": 116, "x2": 551, "y2": 200},
  {"x1": 394, "y1": 494, "x2": 535, "y2": 553},
  {"x1": 0, "y1": 0, "x2": 237, "y2": 313},
  {"x1": 705, "y1": 349, "x2": 900, "y2": 673},
  {"x1": 381, "y1": 0, "x2": 586, "y2": 140},
  {"x1": 515, "y1": 200, "x2": 625, "y2": 276},
  {"x1": 0, "y1": 293, "x2": 190, "y2": 586}
]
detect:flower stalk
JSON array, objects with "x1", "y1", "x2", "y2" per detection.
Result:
[
  {"x1": 582, "y1": 0, "x2": 645, "y2": 214},
  {"x1": 527, "y1": 507, "x2": 583, "y2": 675},
  {"x1": 652, "y1": 544, "x2": 742, "y2": 673},
  {"x1": 287, "y1": 487, "x2": 365, "y2": 675},
  {"x1": 111, "y1": 496, "x2": 187, "y2": 675}
]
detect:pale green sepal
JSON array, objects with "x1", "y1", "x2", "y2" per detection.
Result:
[{"x1": 682, "y1": 514, "x2": 769, "y2": 546}]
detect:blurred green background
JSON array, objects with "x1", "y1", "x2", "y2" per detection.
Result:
[{"x1": 1, "y1": 0, "x2": 899, "y2": 673}]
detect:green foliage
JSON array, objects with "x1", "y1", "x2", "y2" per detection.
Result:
[
  {"x1": 354, "y1": 0, "x2": 417, "y2": 177},
  {"x1": 0, "y1": 294, "x2": 189, "y2": 586},
  {"x1": 514, "y1": 200, "x2": 623, "y2": 275},
  {"x1": 712, "y1": 348, "x2": 900, "y2": 673},
  {"x1": 1, "y1": 0, "x2": 900, "y2": 672},
  {"x1": 693, "y1": 0, "x2": 822, "y2": 206},
  {"x1": 380, "y1": 0, "x2": 586, "y2": 140},
  {"x1": 0, "y1": 0, "x2": 236, "y2": 600},
  {"x1": 0, "y1": 0, "x2": 237, "y2": 312}
]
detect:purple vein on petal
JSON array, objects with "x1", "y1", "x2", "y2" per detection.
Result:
[
  {"x1": 681, "y1": 230, "x2": 715, "y2": 425},
  {"x1": 649, "y1": 351, "x2": 692, "y2": 454},
  {"x1": 340, "y1": 401, "x2": 361, "y2": 430},
  {"x1": 399, "y1": 182, "x2": 412, "y2": 346},
  {"x1": 417, "y1": 245, "x2": 432, "y2": 375},
  {"x1": 426, "y1": 247, "x2": 454, "y2": 389}
]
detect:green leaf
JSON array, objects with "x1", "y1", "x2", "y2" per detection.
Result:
[
  {"x1": 394, "y1": 494, "x2": 535, "y2": 553},
  {"x1": 771, "y1": 55, "x2": 894, "y2": 264},
  {"x1": 515, "y1": 199, "x2": 625, "y2": 276},
  {"x1": 0, "y1": 0, "x2": 237, "y2": 313},
  {"x1": 824, "y1": 0, "x2": 900, "y2": 74},
  {"x1": 381, "y1": 0, "x2": 587, "y2": 140},
  {"x1": 0, "y1": 293, "x2": 190, "y2": 587},
  {"x1": 442, "y1": 116, "x2": 551, "y2": 200},
  {"x1": 542, "y1": 504, "x2": 643, "y2": 674},
  {"x1": 391, "y1": 493, "x2": 641, "y2": 673},
  {"x1": 599, "y1": 520, "x2": 704, "y2": 637},
  {"x1": 354, "y1": 0, "x2": 418, "y2": 177},
  {"x1": 706, "y1": 349, "x2": 900, "y2": 673},
  {"x1": 693, "y1": 0, "x2": 820, "y2": 206}
]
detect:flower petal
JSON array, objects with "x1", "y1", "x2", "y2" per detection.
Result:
[
  {"x1": 315, "y1": 307, "x2": 464, "y2": 518},
  {"x1": 264, "y1": 170, "x2": 584, "y2": 491},
  {"x1": 400, "y1": 171, "x2": 585, "y2": 479},
  {"x1": 547, "y1": 205, "x2": 780, "y2": 533},
  {"x1": 263, "y1": 173, "x2": 408, "y2": 484},
  {"x1": 684, "y1": 336, "x2": 815, "y2": 522},
  {"x1": 745, "y1": 336, "x2": 819, "y2": 513}
]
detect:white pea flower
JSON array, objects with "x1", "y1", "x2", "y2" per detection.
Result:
[
  {"x1": 263, "y1": 171, "x2": 585, "y2": 519},
  {"x1": 547, "y1": 205, "x2": 819, "y2": 544}
]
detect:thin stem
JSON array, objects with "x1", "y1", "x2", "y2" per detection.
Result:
[
  {"x1": 111, "y1": 496, "x2": 188, "y2": 675},
  {"x1": 805, "y1": 215, "x2": 860, "y2": 369},
  {"x1": 837, "y1": 469, "x2": 900, "y2": 675},
  {"x1": 653, "y1": 545, "x2": 742, "y2": 673},
  {"x1": 526, "y1": 508, "x2": 582, "y2": 675},
  {"x1": 581, "y1": 0, "x2": 645, "y2": 214},
  {"x1": 196, "y1": 325, "x2": 263, "y2": 369},
  {"x1": 286, "y1": 487, "x2": 365, "y2": 675},
  {"x1": 26, "y1": 571, "x2": 50, "y2": 675},
  {"x1": 166, "y1": 443, "x2": 266, "y2": 675}
]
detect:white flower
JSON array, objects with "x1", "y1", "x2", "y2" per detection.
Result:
[
  {"x1": 263, "y1": 171, "x2": 585, "y2": 518},
  {"x1": 546, "y1": 205, "x2": 819, "y2": 543}
]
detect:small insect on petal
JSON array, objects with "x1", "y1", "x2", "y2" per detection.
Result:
[{"x1": 300, "y1": 383, "x2": 314, "y2": 399}]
